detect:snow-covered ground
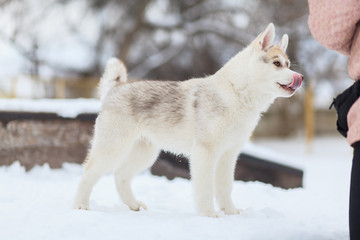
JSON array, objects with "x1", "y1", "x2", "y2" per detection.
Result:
[
  {"x1": 0, "y1": 98, "x2": 101, "y2": 118},
  {"x1": 0, "y1": 135, "x2": 353, "y2": 240}
]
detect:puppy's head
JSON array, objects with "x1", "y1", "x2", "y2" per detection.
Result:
[{"x1": 248, "y1": 23, "x2": 303, "y2": 98}]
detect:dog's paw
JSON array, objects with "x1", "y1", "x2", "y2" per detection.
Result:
[
  {"x1": 73, "y1": 203, "x2": 90, "y2": 210},
  {"x1": 221, "y1": 207, "x2": 242, "y2": 215},
  {"x1": 198, "y1": 210, "x2": 222, "y2": 218},
  {"x1": 128, "y1": 201, "x2": 147, "y2": 211}
]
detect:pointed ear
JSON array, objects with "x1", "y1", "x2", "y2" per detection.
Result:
[
  {"x1": 278, "y1": 34, "x2": 288, "y2": 52},
  {"x1": 253, "y1": 23, "x2": 275, "y2": 51}
]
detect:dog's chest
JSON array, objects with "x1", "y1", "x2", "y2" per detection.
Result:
[{"x1": 222, "y1": 109, "x2": 261, "y2": 143}]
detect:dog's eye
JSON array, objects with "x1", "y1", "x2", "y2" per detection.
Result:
[{"x1": 273, "y1": 61, "x2": 281, "y2": 67}]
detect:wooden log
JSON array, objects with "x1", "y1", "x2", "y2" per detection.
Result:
[{"x1": 151, "y1": 151, "x2": 303, "y2": 189}]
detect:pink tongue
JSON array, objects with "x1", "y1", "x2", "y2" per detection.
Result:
[{"x1": 288, "y1": 74, "x2": 303, "y2": 90}]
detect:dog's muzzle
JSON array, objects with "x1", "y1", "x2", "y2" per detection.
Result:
[{"x1": 289, "y1": 73, "x2": 303, "y2": 90}]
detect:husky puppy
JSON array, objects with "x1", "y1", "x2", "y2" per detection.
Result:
[{"x1": 73, "y1": 23, "x2": 303, "y2": 217}]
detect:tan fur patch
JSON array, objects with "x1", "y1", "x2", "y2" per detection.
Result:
[
  {"x1": 266, "y1": 46, "x2": 289, "y2": 61},
  {"x1": 264, "y1": 46, "x2": 290, "y2": 67}
]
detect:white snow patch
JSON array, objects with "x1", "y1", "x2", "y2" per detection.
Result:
[
  {"x1": 145, "y1": 0, "x2": 181, "y2": 28},
  {"x1": 232, "y1": 13, "x2": 250, "y2": 29},
  {"x1": 243, "y1": 142, "x2": 304, "y2": 170},
  {"x1": 0, "y1": 136, "x2": 353, "y2": 240},
  {"x1": 0, "y1": 98, "x2": 101, "y2": 118}
]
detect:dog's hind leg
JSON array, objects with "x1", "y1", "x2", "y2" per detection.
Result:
[
  {"x1": 73, "y1": 118, "x2": 135, "y2": 210},
  {"x1": 73, "y1": 154, "x2": 110, "y2": 210},
  {"x1": 114, "y1": 139, "x2": 159, "y2": 211},
  {"x1": 215, "y1": 149, "x2": 242, "y2": 215}
]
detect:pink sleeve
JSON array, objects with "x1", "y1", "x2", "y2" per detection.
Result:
[
  {"x1": 308, "y1": 0, "x2": 360, "y2": 56},
  {"x1": 347, "y1": 97, "x2": 360, "y2": 146}
]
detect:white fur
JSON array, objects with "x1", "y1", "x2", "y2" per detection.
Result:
[
  {"x1": 278, "y1": 34, "x2": 289, "y2": 53},
  {"x1": 98, "y1": 57, "x2": 127, "y2": 101},
  {"x1": 73, "y1": 23, "x2": 302, "y2": 217}
]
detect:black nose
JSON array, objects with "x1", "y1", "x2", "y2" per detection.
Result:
[{"x1": 301, "y1": 75, "x2": 304, "y2": 81}]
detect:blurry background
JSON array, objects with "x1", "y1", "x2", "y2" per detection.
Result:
[{"x1": 0, "y1": 0, "x2": 353, "y2": 137}]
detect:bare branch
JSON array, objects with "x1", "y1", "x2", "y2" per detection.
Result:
[
  {"x1": 119, "y1": 0, "x2": 150, "y2": 63},
  {"x1": 129, "y1": 42, "x2": 186, "y2": 78}
]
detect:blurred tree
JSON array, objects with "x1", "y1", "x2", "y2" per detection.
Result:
[{"x1": 0, "y1": 0, "x2": 347, "y2": 86}]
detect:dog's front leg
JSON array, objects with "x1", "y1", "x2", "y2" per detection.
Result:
[
  {"x1": 215, "y1": 149, "x2": 242, "y2": 215},
  {"x1": 190, "y1": 142, "x2": 219, "y2": 217}
]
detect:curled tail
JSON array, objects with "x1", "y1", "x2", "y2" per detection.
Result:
[{"x1": 98, "y1": 57, "x2": 127, "y2": 101}]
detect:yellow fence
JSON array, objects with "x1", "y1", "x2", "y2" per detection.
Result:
[
  {"x1": 54, "y1": 77, "x2": 99, "y2": 99},
  {"x1": 3, "y1": 75, "x2": 100, "y2": 99},
  {"x1": 304, "y1": 83, "x2": 315, "y2": 152}
]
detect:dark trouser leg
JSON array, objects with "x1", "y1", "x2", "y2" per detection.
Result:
[{"x1": 350, "y1": 141, "x2": 360, "y2": 240}]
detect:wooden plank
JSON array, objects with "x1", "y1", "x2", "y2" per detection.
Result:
[{"x1": 151, "y1": 151, "x2": 303, "y2": 189}]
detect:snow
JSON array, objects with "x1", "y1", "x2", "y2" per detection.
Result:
[
  {"x1": 145, "y1": 0, "x2": 181, "y2": 28},
  {"x1": 0, "y1": 41, "x2": 27, "y2": 76},
  {"x1": 242, "y1": 142, "x2": 304, "y2": 170},
  {"x1": 0, "y1": 98, "x2": 101, "y2": 118},
  {"x1": 0, "y1": 136, "x2": 353, "y2": 240}
]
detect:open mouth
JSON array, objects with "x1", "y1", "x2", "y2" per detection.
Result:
[
  {"x1": 278, "y1": 74, "x2": 303, "y2": 93},
  {"x1": 278, "y1": 83, "x2": 296, "y2": 92}
]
